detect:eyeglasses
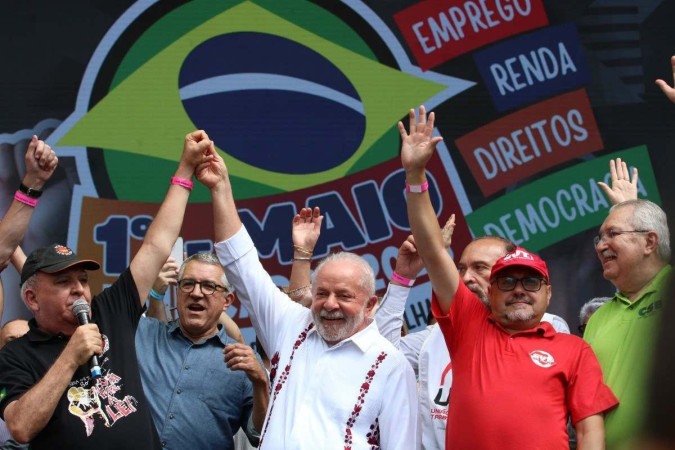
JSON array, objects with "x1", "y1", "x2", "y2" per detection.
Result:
[
  {"x1": 492, "y1": 276, "x2": 547, "y2": 292},
  {"x1": 593, "y1": 229, "x2": 649, "y2": 246},
  {"x1": 177, "y1": 279, "x2": 228, "y2": 295},
  {"x1": 578, "y1": 324, "x2": 587, "y2": 335}
]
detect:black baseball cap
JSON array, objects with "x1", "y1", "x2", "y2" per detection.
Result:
[{"x1": 21, "y1": 244, "x2": 100, "y2": 285}]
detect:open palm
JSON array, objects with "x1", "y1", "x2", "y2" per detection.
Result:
[{"x1": 398, "y1": 105, "x2": 443, "y2": 173}]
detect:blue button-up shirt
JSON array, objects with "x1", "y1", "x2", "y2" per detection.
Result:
[{"x1": 135, "y1": 317, "x2": 256, "y2": 449}]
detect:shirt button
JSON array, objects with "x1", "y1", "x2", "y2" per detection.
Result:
[
  {"x1": 161, "y1": 441, "x2": 167, "y2": 447},
  {"x1": 169, "y1": 414, "x2": 175, "y2": 420},
  {"x1": 184, "y1": 365, "x2": 190, "y2": 370},
  {"x1": 176, "y1": 389, "x2": 182, "y2": 394}
]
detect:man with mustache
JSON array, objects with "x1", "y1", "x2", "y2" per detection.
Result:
[
  {"x1": 584, "y1": 198, "x2": 671, "y2": 447},
  {"x1": 401, "y1": 105, "x2": 618, "y2": 449},
  {"x1": 206, "y1": 143, "x2": 419, "y2": 449},
  {"x1": 378, "y1": 233, "x2": 570, "y2": 450}
]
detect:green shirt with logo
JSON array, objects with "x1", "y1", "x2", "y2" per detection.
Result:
[{"x1": 584, "y1": 264, "x2": 672, "y2": 448}]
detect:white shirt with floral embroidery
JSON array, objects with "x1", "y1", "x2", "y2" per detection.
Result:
[{"x1": 215, "y1": 226, "x2": 420, "y2": 450}]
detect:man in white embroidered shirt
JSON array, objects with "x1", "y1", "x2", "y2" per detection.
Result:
[{"x1": 204, "y1": 144, "x2": 419, "y2": 449}]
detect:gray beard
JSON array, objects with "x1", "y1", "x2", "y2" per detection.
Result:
[
  {"x1": 505, "y1": 309, "x2": 535, "y2": 322},
  {"x1": 313, "y1": 308, "x2": 365, "y2": 343},
  {"x1": 468, "y1": 284, "x2": 489, "y2": 306}
]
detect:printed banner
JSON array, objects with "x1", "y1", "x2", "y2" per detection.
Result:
[
  {"x1": 473, "y1": 22, "x2": 591, "y2": 112},
  {"x1": 464, "y1": 146, "x2": 661, "y2": 251},
  {"x1": 394, "y1": 0, "x2": 548, "y2": 70},
  {"x1": 455, "y1": 89, "x2": 603, "y2": 196},
  {"x1": 2, "y1": 0, "x2": 673, "y2": 336}
]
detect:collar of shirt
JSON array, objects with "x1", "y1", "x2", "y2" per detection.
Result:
[
  {"x1": 166, "y1": 320, "x2": 231, "y2": 346},
  {"x1": 613, "y1": 264, "x2": 672, "y2": 307},
  {"x1": 308, "y1": 318, "x2": 380, "y2": 353},
  {"x1": 26, "y1": 318, "x2": 67, "y2": 342}
]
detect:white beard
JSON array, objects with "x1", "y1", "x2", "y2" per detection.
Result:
[{"x1": 313, "y1": 307, "x2": 365, "y2": 343}]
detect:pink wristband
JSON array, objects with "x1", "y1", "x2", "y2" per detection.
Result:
[
  {"x1": 391, "y1": 271, "x2": 415, "y2": 287},
  {"x1": 14, "y1": 191, "x2": 38, "y2": 207},
  {"x1": 406, "y1": 181, "x2": 429, "y2": 193},
  {"x1": 171, "y1": 176, "x2": 194, "y2": 191}
]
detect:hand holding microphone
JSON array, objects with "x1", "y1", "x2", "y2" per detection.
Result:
[{"x1": 71, "y1": 299, "x2": 102, "y2": 378}]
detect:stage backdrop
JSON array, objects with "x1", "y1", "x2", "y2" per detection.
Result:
[{"x1": 1, "y1": 0, "x2": 673, "y2": 342}]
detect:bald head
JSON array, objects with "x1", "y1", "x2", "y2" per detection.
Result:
[
  {"x1": 0, "y1": 319, "x2": 29, "y2": 349},
  {"x1": 458, "y1": 236, "x2": 515, "y2": 304}
]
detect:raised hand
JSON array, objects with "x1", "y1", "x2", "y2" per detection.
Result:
[
  {"x1": 292, "y1": 207, "x2": 323, "y2": 252},
  {"x1": 180, "y1": 130, "x2": 213, "y2": 175},
  {"x1": 655, "y1": 55, "x2": 675, "y2": 103},
  {"x1": 393, "y1": 235, "x2": 424, "y2": 281},
  {"x1": 398, "y1": 105, "x2": 444, "y2": 176},
  {"x1": 152, "y1": 257, "x2": 180, "y2": 295},
  {"x1": 23, "y1": 135, "x2": 58, "y2": 190},
  {"x1": 441, "y1": 214, "x2": 456, "y2": 249},
  {"x1": 597, "y1": 158, "x2": 638, "y2": 205},
  {"x1": 195, "y1": 140, "x2": 228, "y2": 190}
]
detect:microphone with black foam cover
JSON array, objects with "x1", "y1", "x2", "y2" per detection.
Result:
[{"x1": 71, "y1": 299, "x2": 102, "y2": 378}]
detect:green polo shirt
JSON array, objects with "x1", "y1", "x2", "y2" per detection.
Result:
[{"x1": 584, "y1": 264, "x2": 672, "y2": 449}]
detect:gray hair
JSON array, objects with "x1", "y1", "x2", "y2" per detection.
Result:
[
  {"x1": 473, "y1": 235, "x2": 517, "y2": 254},
  {"x1": 579, "y1": 296, "x2": 611, "y2": 324},
  {"x1": 611, "y1": 200, "x2": 671, "y2": 262},
  {"x1": 312, "y1": 252, "x2": 375, "y2": 297},
  {"x1": 20, "y1": 274, "x2": 39, "y2": 304},
  {"x1": 178, "y1": 252, "x2": 231, "y2": 292}
]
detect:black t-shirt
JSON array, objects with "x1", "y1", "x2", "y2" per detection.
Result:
[{"x1": 0, "y1": 269, "x2": 161, "y2": 450}]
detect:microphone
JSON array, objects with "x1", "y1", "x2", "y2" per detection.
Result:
[{"x1": 72, "y1": 299, "x2": 102, "y2": 378}]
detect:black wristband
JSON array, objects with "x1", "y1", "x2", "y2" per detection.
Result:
[{"x1": 19, "y1": 183, "x2": 43, "y2": 198}]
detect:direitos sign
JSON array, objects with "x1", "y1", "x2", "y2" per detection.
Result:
[{"x1": 455, "y1": 89, "x2": 603, "y2": 196}]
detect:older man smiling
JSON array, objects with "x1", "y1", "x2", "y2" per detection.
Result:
[
  {"x1": 585, "y1": 199, "x2": 671, "y2": 448},
  {"x1": 206, "y1": 138, "x2": 419, "y2": 449}
]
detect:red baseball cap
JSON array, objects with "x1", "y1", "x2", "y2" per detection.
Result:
[{"x1": 489, "y1": 247, "x2": 549, "y2": 282}]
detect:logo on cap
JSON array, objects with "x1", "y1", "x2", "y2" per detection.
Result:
[
  {"x1": 503, "y1": 249, "x2": 534, "y2": 262},
  {"x1": 490, "y1": 246, "x2": 549, "y2": 282},
  {"x1": 54, "y1": 245, "x2": 73, "y2": 256}
]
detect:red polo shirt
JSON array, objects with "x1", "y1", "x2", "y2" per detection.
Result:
[{"x1": 432, "y1": 282, "x2": 618, "y2": 450}]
